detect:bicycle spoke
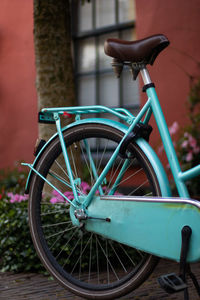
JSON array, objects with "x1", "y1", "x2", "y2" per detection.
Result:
[
  {"x1": 80, "y1": 140, "x2": 94, "y2": 186},
  {"x1": 48, "y1": 169, "x2": 84, "y2": 196},
  {"x1": 96, "y1": 235, "x2": 100, "y2": 284},
  {"x1": 70, "y1": 146, "x2": 79, "y2": 180},
  {"x1": 46, "y1": 226, "x2": 76, "y2": 239},
  {"x1": 41, "y1": 200, "x2": 70, "y2": 206},
  {"x1": 128, "y1": 179, "x2": 149, "y2": 196},
  {"x1": 96, "y1": 139, "x2": 109, "y2": 174},
  {"x1": 144, "y1": 191, "x2": 153, "y2": 196},
  {"x1": 70, "y1": 234, "x2": 93, "y2": 274},
  {"x1": 106, "y1": 240, "x2": 110, "y2": 283},
  {"x1": 96, "y1": 236, "x2": 119, "y2": 281},
  {"x1": 88, "y1": 233, "x2": 93, "y2": 282},
  {"x1": 41, "y1": 208, "x2": 69, "y2": 216},
  {"x1": 55, "y1": 228, "x2": 78, "y2": 259},
  {"x1": 119, "y1": 244, "x2": 137, "y2": 267},
  {"x1": 62, "y1": 236, "x2": 82, "y2": 269},
  {"x1": 79, "y1": 238, "x2": 83, "y2": 280},
  {"x1": 47, "y1": 222, "x2": 74, "y2": 251},
  {"x1": 108, "y1": 241, "x2": 127, "y2": 273},
  {"x1": 116, "y1": 167, "x2": 143, "y2": 187},
  {"x1": 42, "y1": 220, "x2": 72, "y2": 228}
]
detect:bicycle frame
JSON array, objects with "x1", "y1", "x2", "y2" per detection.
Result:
[
  {"x1": 23, "y1": 67, "x2": 200, "y2": 262},
  {"x1": 25, "y1": 68, "x2": 199, "y2": 207}
]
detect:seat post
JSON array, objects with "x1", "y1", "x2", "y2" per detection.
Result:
[{"x1": 140, "y1": 68, "x2": 152, "y2": 85}]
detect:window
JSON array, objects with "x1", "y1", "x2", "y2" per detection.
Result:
[{"x1": 72, "y1": 0, "x2": 139, "y2": 114}]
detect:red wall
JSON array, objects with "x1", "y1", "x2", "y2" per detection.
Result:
[
  {"x1": 135, "y1": 0, "x2": 200, "y2": 152},
  {"x1": 0, "y1": 0, "x2": 37, "y2": 168}
]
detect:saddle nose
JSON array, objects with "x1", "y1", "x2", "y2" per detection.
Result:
[{"x1": 104, "y1": 34, "x2": 170, "y2": 65}]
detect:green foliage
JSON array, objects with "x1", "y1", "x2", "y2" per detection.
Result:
[
  {"x1": 0, "y1": 199, "x2": 44, "y2": 273},
  {"x1": 0, "y1": 166, "x2": 46, "y2": 273},
  {"x1": 0, "y1": 165, "x2": 27, "y2": 195}
]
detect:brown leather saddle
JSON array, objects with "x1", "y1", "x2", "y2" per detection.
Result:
[{"x1": 104, "y1": 34, "x2": 169, "y2": 66}]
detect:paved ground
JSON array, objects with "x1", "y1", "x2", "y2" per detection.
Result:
[{"x1": 1, "y1": 259, "x2": 200, "y2": 300}]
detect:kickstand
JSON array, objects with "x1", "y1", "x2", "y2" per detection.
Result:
[
  {"x1": 158, "y1": 226, "x2": 200, "y2": 299},
  {"x1": 186, "y1": 264, "x2": 200, "y2": 297},
  {"x1": 179, "y1": 226, "x2": 192, "y2": 300},
  {"x1": 179, "y1": 225, "x2": 200, "y2": 300}
]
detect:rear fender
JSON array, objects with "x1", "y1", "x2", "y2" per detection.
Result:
[{"x1": 24, "y1": 118, "x2": 171, "y2": 197}]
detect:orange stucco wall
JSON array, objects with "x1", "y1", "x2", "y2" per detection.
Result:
[
  {"x1": 135, "y1": 0, "x2": 200, "y2": 150},
  {"x1": 0, "y1": 0, "x2": 37, "y2": 168}
]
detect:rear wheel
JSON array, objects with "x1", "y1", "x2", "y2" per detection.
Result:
[{"x1": 29, "y1": 123, "x2": 160, "y2": 299}]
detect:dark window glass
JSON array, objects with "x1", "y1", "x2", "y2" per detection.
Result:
[{"x1": 72, "y1": 0, "x2": 139, "y2": 114}]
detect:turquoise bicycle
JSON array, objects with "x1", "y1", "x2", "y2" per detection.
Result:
[{"x1": 23, "y1": 34, "x2": 200, "y2": 299}]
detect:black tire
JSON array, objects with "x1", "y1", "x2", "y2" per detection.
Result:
[{"x1": 29, "y1": 123, "x2": 160, "y2": 299}]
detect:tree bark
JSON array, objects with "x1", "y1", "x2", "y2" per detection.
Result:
[{"x1": 33, "y1": 0, "x2": 76, "y2": 140}]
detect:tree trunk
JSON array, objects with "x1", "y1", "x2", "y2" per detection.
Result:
[{"x1": 33, "y1": 0, "x2": 76, "y2": 140}]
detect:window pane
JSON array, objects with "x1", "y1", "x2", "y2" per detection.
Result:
[
  {"x1": 119, "y1": 0, "x2": 135, "y2": 23},
  {"x1": 78, "y1": 76, "x2": 96, "y2": 106},
  {"x1": 96, "y1": 0, "x2": 115, "y2": 28},
  {"x1": 122, "y1": 70, "x2": 140, "y2": 107},
  {"x1": 99, "y1": 73, "x2": 119, "y2": 107},
  {"x1": 121, "y1": 28, "x2": 136, "y2": 41},
  {"x1": 99, "y1": 33, "x2": 119, "y2": 70},
  {"x1": 77, "y1": 38, "x2": 96, "y2": 73},
  {"x1": 78, "y1": 1, "x2": 93, "y2": 32}
]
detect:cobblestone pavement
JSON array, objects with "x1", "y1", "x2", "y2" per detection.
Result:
[{"x1": 1, "y1": 259, "x2": 200, "y2": 300}]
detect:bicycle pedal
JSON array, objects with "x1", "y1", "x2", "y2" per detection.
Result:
[{"x1": 157, "y1": 273, "x2": 187, "y2": 294}]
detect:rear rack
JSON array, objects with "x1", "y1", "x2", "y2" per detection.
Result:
[{"x1": 39, "y1": 105, "x2": 135, "y2": 125}]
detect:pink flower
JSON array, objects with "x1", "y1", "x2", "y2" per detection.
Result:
[
  {"x1": 49, "y1": 189, "x2": 75, "y2": 203},
  {"x1": 193, "y1": 146, "x2": 200, "y2": 154},
  {"x1": 7, "y1": 192, "x2": 28, "y2": 203},
  {"x1": 169, "y1": 122, "x2": 179, "y2": 135},
  {"x1": 181, "y1": 132, "x2": 200, "y2": 156},
  {"x1": 51, "y1": 190, "x2": 64, "y2": 202},
  {"x1": 50, "y1": 197, "x2": 58, "y2": 204},
  {"x1": 185, "y1": 152, "x2": 193, "y2": 162},
  {"x1": 188, "y1": 135, "x2": 197, "y2": 148},
  {"x1": 181, "y1": 140, "x2": 188, "y2": 149},
  {"x1": 184, "y1": 132, "x2": 189, "y2": 138},
  {"x1": 80, "y1": 182, "x2": 90, "y2": 194},
  {"x1": 64, "y1": 191, "x2": 74, "y2": 200}
]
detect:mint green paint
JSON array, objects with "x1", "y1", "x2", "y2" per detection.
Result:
[
  {"x1": 22, "y1": 163, "x2": 76, "y2": 207},
  {"x1": 83, "y1": 139, "x2": 104, "y2": 196},
  {"x1": 108, "y1": 158, "x2": 131, "y2": 195},
  {"x1": 146, "y1": 87, "x2": 190, "y2": 198},
  {"x1": 25, "y1": 118, "x2": 171, "y2": 199},
  {"x1": 54, "y1": 115, "x2": 80, "y2": 204},
  {"x1": 41, "y1": 105, "x2": 135, "y2": 124},
  {"x1": 85, "y1": 196, "x2": 200, "y2": 262},
  {"x1": 179, "y1": 165, "x2": 200, "y2": 181}
]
